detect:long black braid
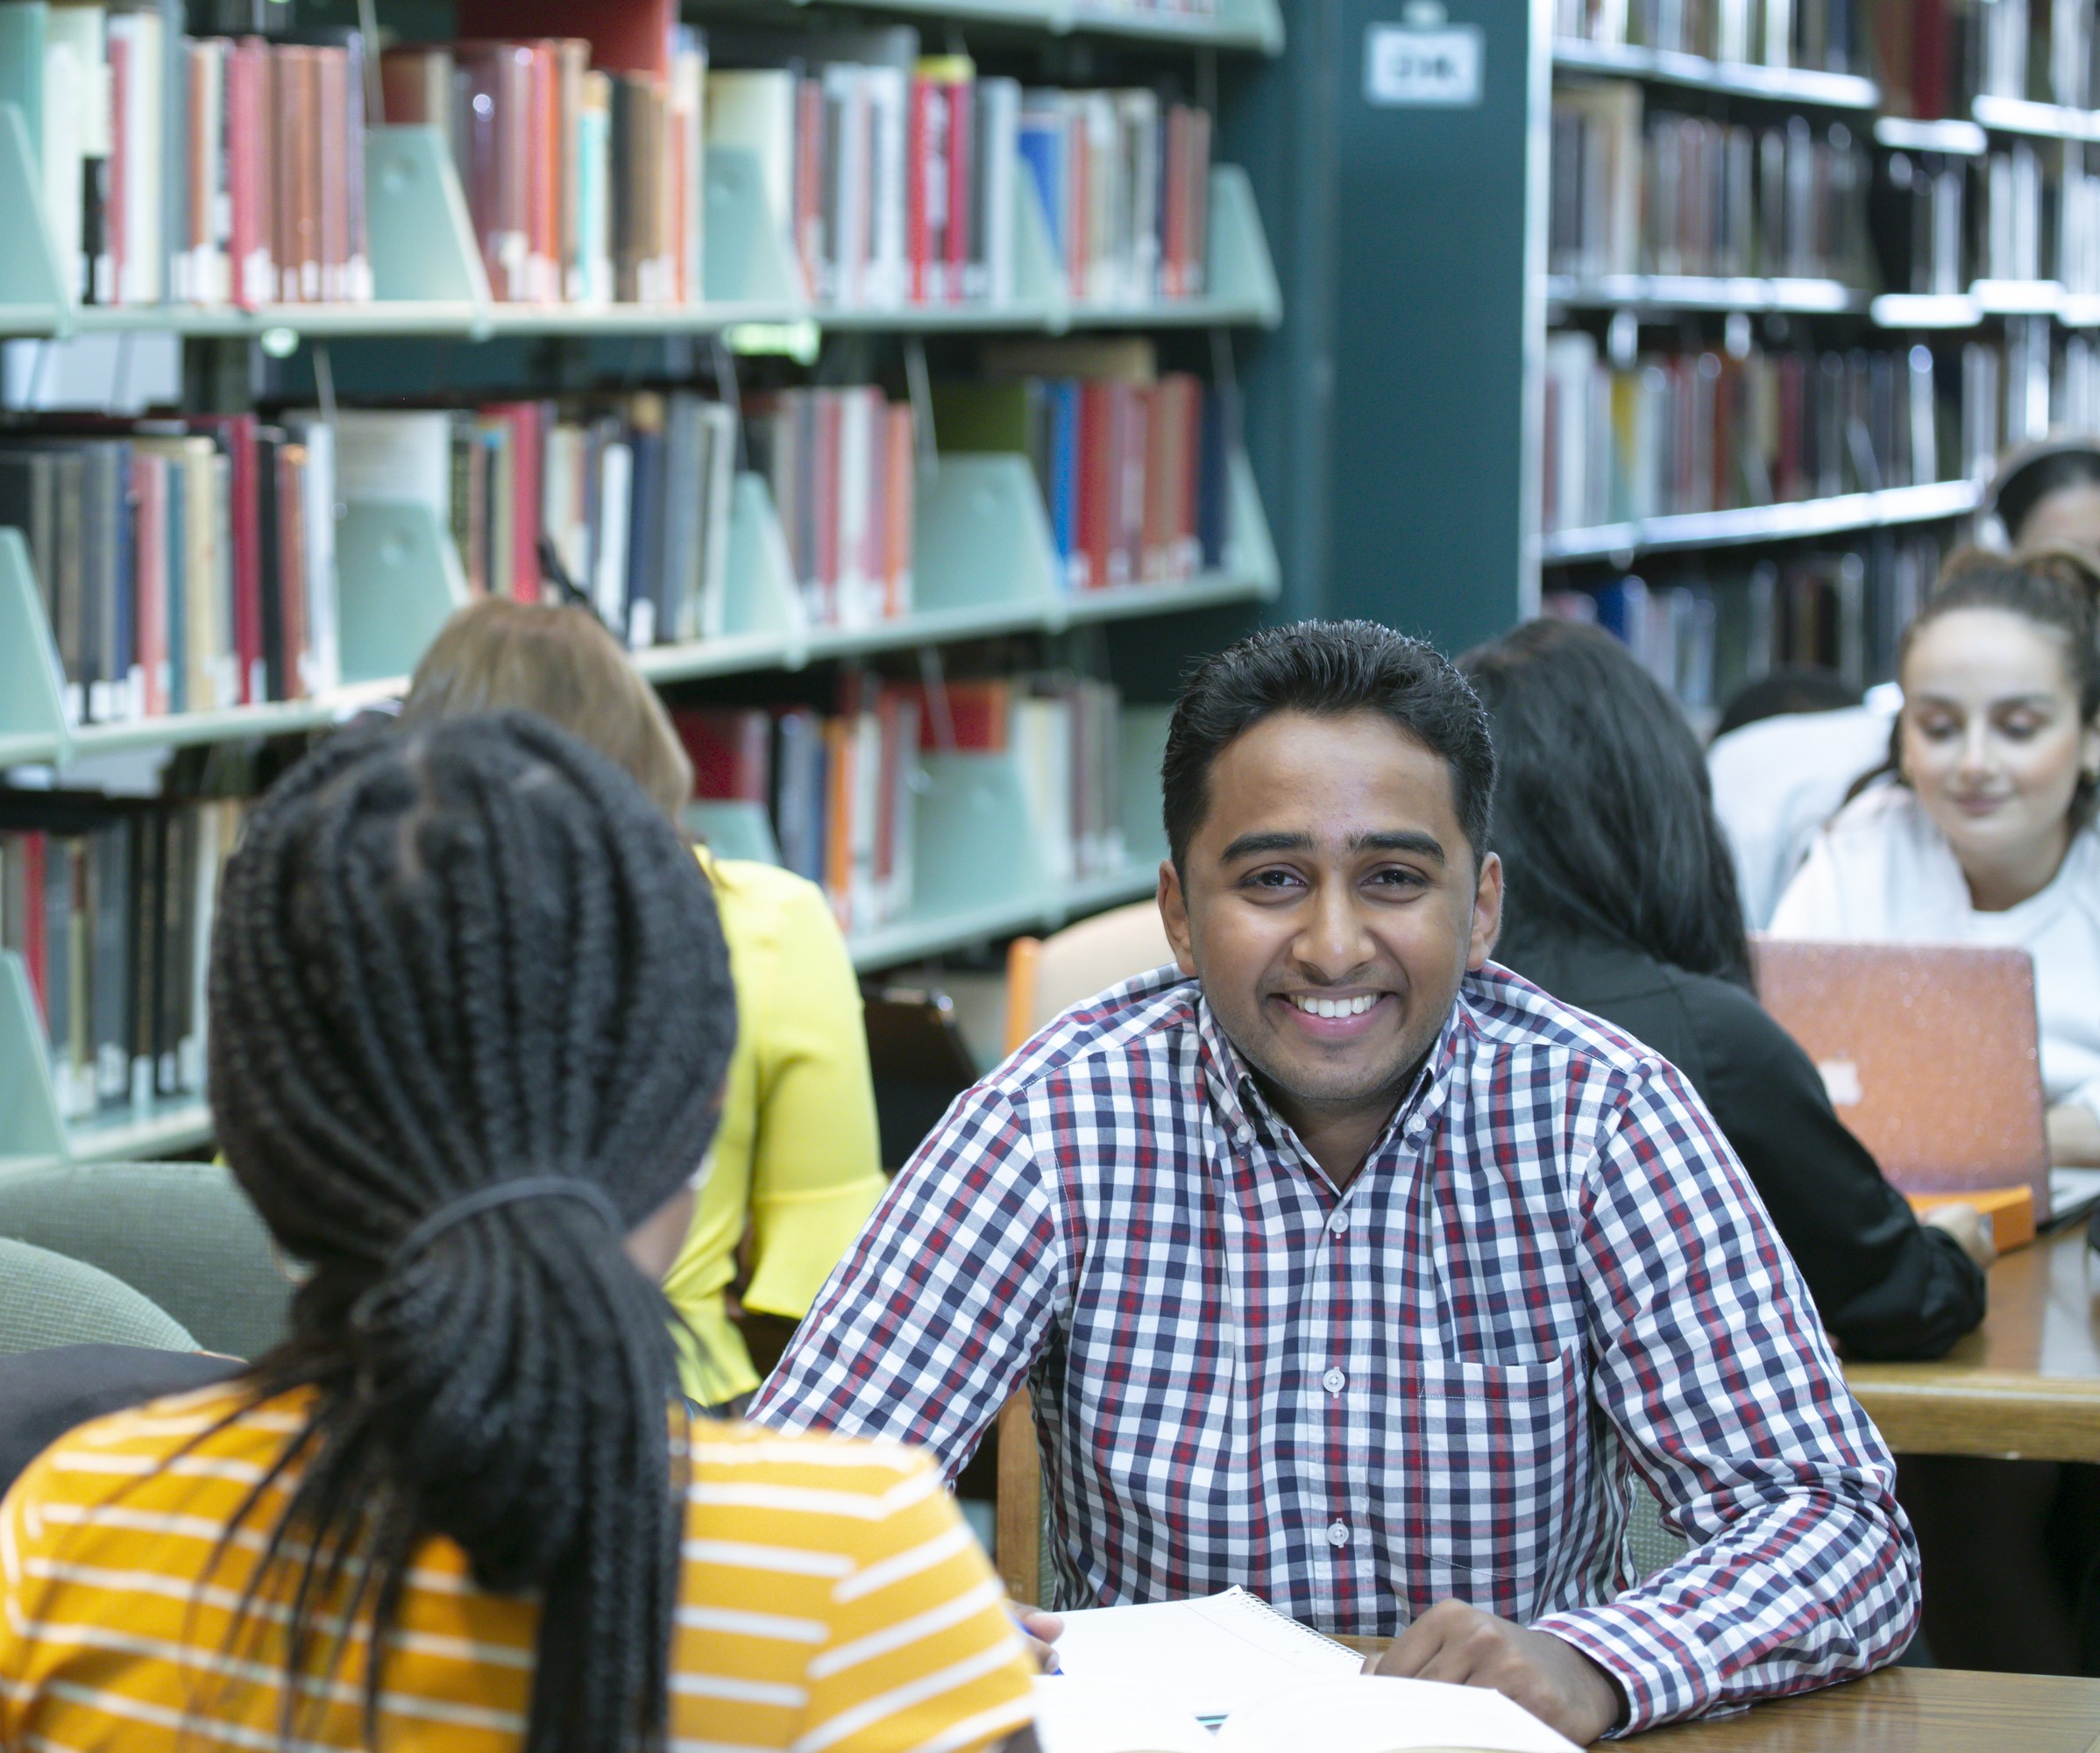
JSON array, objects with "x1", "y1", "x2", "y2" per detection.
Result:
[{"x1": 204, "y1": 709, "x2": 735, "y2": 1752}]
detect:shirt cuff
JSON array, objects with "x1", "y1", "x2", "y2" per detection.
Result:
[
  {"x1": 743, "y1": 1174, "x2": 888, "y2": 1319},
  {"x1": 1531, "y1": 1604, "x2": 1723, "y2": 1736}
]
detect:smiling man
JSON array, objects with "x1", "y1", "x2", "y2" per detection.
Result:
[{"x1": 753, "y1": 621, "x2": 1919, "y2": 1740}]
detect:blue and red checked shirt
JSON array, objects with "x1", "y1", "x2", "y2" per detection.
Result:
[{"x1": 752, "y1": 962, "x2": 1919, "y2": 1733}]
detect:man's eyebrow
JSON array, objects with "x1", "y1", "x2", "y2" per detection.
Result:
[
  {"x1": 1219, "y1": 830, "x2": 1316, "y2": 862},
  {"x1": 1216, "y1": 828, "x2": 1448, "y2": 865},
  {"x1": 1352, "y1": 829, "x2": 1447, "y2": 863}
]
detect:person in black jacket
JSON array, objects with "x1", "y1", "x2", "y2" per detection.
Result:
[{"x1": 1459, "y1": 618, "x2": 1990, "y2": 1361}]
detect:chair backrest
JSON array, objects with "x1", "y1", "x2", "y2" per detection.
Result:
[
  {"x1": 0, "y1": 1237, "x2": 198, "y2": 1356},
  {"x1": 996, "y1": 1389, "x2": 1046, "y2": 1608},
  {"x1": 1004, "y1": 899, "x2": 1174, "y2": 1054},
  {"x1": 0, "y1": 1160, "x2": 291, "y2": 1361},
  {"x1": 1626, "y1": 1485, "x2": 1692, "y2": 1579}
]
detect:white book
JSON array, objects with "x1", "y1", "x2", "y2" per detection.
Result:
[
  {"x1": 696, "y1": 406, "x2": 737, "y2": 639},
  {"x1": 108, "y1": 8, "x2": 162, "y2": 305},
  {"x1": 836, "y1": 387, "x2": 873, "y2": 628},
  {"x1": 287, "y1": 416, "x2": 339, "y2": 695},
  {"x1": 1035, "y1": 1674, "x2": 1579, "y2": 1753},
  {"x1": 981, "y1": 76, "x2": 1020, "y2": 305},
  {"x1": 593, "y1": 439, "x2": 633, "y2": 630},
  {"x1": 1117, "y1": 90, "x2": 1159, "y2": 302},
  {"x1": 825, "y1": 64, "x2": 871, "y2": 308},
  {"x1": 39, "y1": 39, "x2": 82, "y2": 301},
  {"x1": 705, "y1": 69, "x2": 799, "y2": 287},
  {"x1": 330, "y1": 409, "x2": 454, "y2": 517},
  {"x1": 866, "y1": 63, "x2": 908, "y2": 307},
  {"x1": 673, "y1": 36, "x2": 706, "y2": 302}
]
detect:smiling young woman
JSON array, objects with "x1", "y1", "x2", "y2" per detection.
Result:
[{"x1": 1772, "y1": 546, "x2": 2100, "y2": 1168}]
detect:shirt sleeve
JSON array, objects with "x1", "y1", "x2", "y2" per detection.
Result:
[
  {"x1": 1768, "y1": 831, "x2": 1848, "y2": 938},
  {"x1": 1691, "y1": 983, "x2": 1986, "y2": 1362},
  {"x1": 740, "y1": 875, "x2": 888, "y2": 1324},
  {"x1": 798, "y1": 1451, "x2": 1036, "y2": 1753},
  {"x1": 749, "y1": 1081, "x2": 1062, "y2": 1480},
  {"x1": 1529, "y1": 1058, "x2": 1920, "y2": 1734}
]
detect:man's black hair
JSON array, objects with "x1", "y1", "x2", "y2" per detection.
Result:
[{"x1": 1161, "y1": 619, "x2": 1496, "y2": 875}]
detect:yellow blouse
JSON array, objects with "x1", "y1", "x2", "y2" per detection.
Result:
[
  {"x1": 0, "y1": 1384, "x2": 1036, "y2": 1753},
  {"x1": 667, "y1": 849, "x2": 887, "y2": 1403}
]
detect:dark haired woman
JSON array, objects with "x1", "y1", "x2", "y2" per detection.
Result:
[
  {"x1": 1990, "y1": 436, "x2": 2100, "y2": 555},
  {"x1": 1775, "y1": 547, "x2": 2100, "y2": 1168},
  {"x1": 0, "y1": 714, "x2": 1035, "y2": 1753},
  {"x1": 1461, "y1": 620, "x2": 1989, "y2": 1362}
]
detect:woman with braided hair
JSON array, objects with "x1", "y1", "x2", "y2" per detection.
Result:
[{"x1": 0, "y1": 713, "x2": 1038, "y2": 1753}]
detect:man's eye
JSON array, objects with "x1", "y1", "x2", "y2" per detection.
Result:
[
  {"x1": 1246, "y1": 868, "x2": 1302, "y2": 889},
  {"x1": 1368, "y1": 868, "x2": 1425, "y2": 889}
]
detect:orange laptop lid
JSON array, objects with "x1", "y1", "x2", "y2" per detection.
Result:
[{"x1": 1753, "y1": 939, "x2": 2051, "y2": 1219}]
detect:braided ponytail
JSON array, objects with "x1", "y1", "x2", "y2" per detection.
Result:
[{"x1": 205, "y1": 710, "x2": 736, "y2": 1752}]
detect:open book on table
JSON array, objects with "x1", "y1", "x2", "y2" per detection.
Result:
[{"x1": 1033, "y1": 1586, "x2": 1579, "y2": 1753}]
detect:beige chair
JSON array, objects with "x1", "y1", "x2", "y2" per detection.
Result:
[
  {"x1": 1003, "y1": 898, "x2": 1174, "y2": 1056},
  {"x1": 997, "y1": 898, "x2": 1175, "y2": 1608}
]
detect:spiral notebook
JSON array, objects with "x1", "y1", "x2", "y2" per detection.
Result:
[{"x1": 1046, "y1": 1586, "x2": 1365, "y2": 1721}]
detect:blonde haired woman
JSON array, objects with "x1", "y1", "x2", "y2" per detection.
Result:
[{"x1": 400, "y1": 598, "x2": 885, "y2": 1408}]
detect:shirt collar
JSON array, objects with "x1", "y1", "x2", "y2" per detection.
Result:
[{"x1": 1191, "y1": 981, "x2": 1472, "y2": 1164}]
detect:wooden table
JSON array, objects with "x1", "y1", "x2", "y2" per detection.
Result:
[
  {"x1": 1843, "y1": 1224, "x2": 2100, "y2": 1461},
  {"x1": 1333, "y1": 1643, "x2": 2100, "y2": 1749}
]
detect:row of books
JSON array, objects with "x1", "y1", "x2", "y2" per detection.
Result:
[
  {"x1": 333, "y1": 394, "x2": 742, "y2": 650},
  {"x1": 0, "y1": 790, "x2": 243, "y2": 1122},
  {"x1": 1551, "y1": 0, "x2": 1865, "y2": 74},
  {"x1": 381, "y1": 33, "x2": 706, "y2": 307},
  {"x1": 718, "y1": 41, "x2": 1212, "y2": 312},
  {"x1": 1541, "y1": 335, "x2": 1945, "y2": 532},
  {"x1": 1873, "y1": 0, "x2": 2100, "y2": 119},
  {"x1": 1549, "y1": 528, "x2": 1949, "y2": 709},
  {"x1": 0, "y1": 417, "x2": 340, "y2": 727},
  {"x1": 1877, "y1": 141, "x2": 2100, "y2": 296},
  {"x1": 676, "y1": 682, "x2": 920, "y2": 935},
  {"x1": 748, "y1": 387, "x2": 917, "y2": 630},
  {"x1": 676, "y1": 669, "x2": 1129, "y2": 931},
  {"x1": 1962, "y1": 323, "x2": 2100, "y2": 479},
  {"x1": 0, "y1": 3, "x2": 372, "y2": 307},
  {"x1": 1550, "y1": 84, "x2": 1869, "y2": 283},
  {"x1": 933, "y1": 339, "x2": 1231, "y2": 591}
]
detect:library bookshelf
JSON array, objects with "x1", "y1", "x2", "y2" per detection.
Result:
[
  {"x1": 0, "y1": 3, "x2": 1282, "y2": 1174},
  {"x1": 1537, "y1": 11, "x2": 2100, "y2": 713}
]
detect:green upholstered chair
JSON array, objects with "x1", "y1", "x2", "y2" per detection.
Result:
[
  {"x1": 0, "y1": 1160, "x2": 290, "y2": 1361},
  {"x1": 0, "y1": 1237, "x2": 197, "y2": 1356}
]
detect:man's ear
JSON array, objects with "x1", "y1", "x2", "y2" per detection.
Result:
[
  {"x1": 1158, "y1": 859, "x2": 1198, "y2": 977},
  {"x1": 1467, "y1": 850, "x2": 1504, "y2": 974}
]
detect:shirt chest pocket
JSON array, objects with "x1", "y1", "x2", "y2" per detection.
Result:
[{"x1": 1392, "y1": 1342, "x2": 1589, "y2": 1605}]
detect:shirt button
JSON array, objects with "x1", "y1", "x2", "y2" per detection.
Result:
[
  {"x1": 1328, "y1": 1210, "x2": 1352, "y2": 1237},
  {"x1": 1322, "y1": 1367, "x2": 1346, "y2": 1395},
  {"x1": 1326, "y1": 1520, "x2": 1351, "y2": 1548}
]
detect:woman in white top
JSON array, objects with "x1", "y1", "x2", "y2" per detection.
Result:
[{"x1": 1773, "y1": 544, "x2": 2100, "y2": 1167}]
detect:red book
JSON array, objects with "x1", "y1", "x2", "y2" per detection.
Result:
[
  {"x1": 885, "y1": 402, "x2": 915, "y2": 616},
  {"x1": 911, "y1": 678, "x2": 1009, "y2": 752},
  {"x1": 529, "y1": 41, "x2": 558, "y2": 302},
  {"x1": 1161, "y1": 107, "x2": 1188, "y2": 298},
  {"x1": 107, "y1": 30, "x2": 130, "y2": 302},
  {"x1": 279, "y1": 441, "x2": 309, "y2": 697},
  {"x1": 675, "y1": 706, "x2": 771, "y2": 801},
  {"x1": 945, "y1": 73, "x2": 973, "y2": 304},
  {"x1": 795, "y1": 77, "x2": 826, "y2": 302},
  {"x1": 1078, "y1": 381, "x2": 1112, "y2": 590},
  {"x1": 190, "y1": 414, "x2": 262, "y2": 705},
  {"x1": 906, "y1": 76, "x2": 937, "y2": 303},
  {"x1": 18, "y1": 831, "x2": 46, "y2": 1016},
  {"x1": 455, "y1": 0, "x2": 674, "y2": 78}
]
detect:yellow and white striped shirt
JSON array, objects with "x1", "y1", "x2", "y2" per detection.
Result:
[{"x1": 0, "y1": 1383, "x2": 1034, "y2": 1753}]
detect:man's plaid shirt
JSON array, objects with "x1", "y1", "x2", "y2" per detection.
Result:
[{"x1": 752, "y1": 962, "x2": 1919, "y2": 1733}]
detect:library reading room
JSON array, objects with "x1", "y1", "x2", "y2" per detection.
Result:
[{"x1": 15, "y1": 1, "x2": 2100, "y2": 1749}]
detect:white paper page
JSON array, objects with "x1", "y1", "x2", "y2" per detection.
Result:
[
  {"x1": 1030, "y1": 1678, "x2": 1213, "y2": 1753},
  {"x1": 2050, "y1": 1167, "x2": 2100, "y2": 1224},
  {"x1": 1051, "y1": 1586, "x2": 1364, "y2": 1721},
  {"x1": 1215, "y1": 1677, "x2": 1580, "y2": 1753}
]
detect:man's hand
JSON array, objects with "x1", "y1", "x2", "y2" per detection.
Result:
[
  {"x1": 1371, "y1": 1600, "x2": 1623, "y2": 1745},
  {"x1": 1011, "y1": 1604, "x2": 1064, "y2": 1673},
  {"x1": 1920, "y1": 1200, "x2": 1997, "y2": 1272}
]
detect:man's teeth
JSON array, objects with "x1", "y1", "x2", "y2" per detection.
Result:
[{"x1": 1288, "y1": 993, "x2": 1379, "y2": 1018}]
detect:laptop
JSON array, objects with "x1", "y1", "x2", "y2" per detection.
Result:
[{"x1": 1753, "y1": 939, "x2": 2052, "y2": 1222}]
